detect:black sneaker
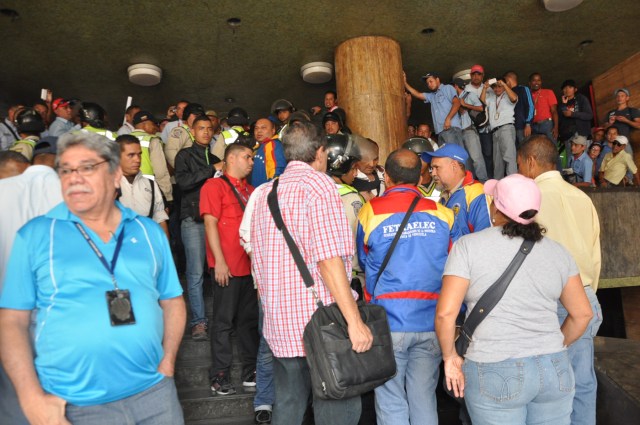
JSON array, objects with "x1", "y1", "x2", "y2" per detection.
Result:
[
  {"x1": 243, "y1": 370, "x2": 257, "y2": 387},
  {"x1": 255, "y1": 409, "x2": 272, "y2": 424},
  {"x1": 211, "y1": 372, "x2": 236, "y2": 396}
]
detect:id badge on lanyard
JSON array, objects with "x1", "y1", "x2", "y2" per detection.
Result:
[{"x1": 75, "y1": 223, "x2": 136, "y2": 326}]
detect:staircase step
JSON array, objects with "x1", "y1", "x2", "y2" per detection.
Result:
[
  {"x1": 178, "y1": 335, "x2": 241, "y2": 362},
  {"x1": 186, "y1": 415, "x2": 255, "y2": 425},
  {"x1": 180, "y1": 387, "x2": 255, "y2": 421},
  {"x1": 175, "y1": 359, "x2": 245, "y2": 389}
]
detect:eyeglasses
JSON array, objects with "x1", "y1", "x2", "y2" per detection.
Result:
[{"x1": 58, "y1": 160, "x2": 108, "y2": 177}]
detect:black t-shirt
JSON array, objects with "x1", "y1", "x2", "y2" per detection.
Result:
[{"x1": 607, "y1": 107, "x2": 640, "y2": 137}]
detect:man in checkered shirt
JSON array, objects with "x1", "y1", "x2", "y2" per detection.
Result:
[{"x1": 250, "y1": 121, "x2": 373, "y2": 425}]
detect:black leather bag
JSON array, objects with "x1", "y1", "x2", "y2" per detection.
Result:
[
  {"x1": 444, "y1": 238, "x2": 534, "y2": 401},
  {"x1": 266, "y1": 180, "x2": 419, "y2": 400}
]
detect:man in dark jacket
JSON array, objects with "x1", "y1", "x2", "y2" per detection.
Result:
[
  {"x1": 175, "y1": 116, "x2": 222, "y2": 340},
  {"x1": 558, "y1": 80, "x2": 593, "y2": 167}
]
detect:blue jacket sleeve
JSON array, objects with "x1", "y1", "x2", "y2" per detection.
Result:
[
  {"x1": 468, "y1": 194, "x2": 492, "y2": 233},
  {"x1": 524, "y1": 86, "x2": 534, "y2": 125},
  {"x1": 356, "y1": 221, "x2": 367, "y2": 272},
  {"x1": 274, "y1": 140, "x2": 287, "y2": 178}
]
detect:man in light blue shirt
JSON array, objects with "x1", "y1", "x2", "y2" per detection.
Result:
[
  {"x1": 405, "y1": 72, "x2": 464, "y2": 148},
  {"x1": 568, "y1": 135, "x2": 593, "y2": 186},
  {"x1": 481, "y1": 79, "x2": 518, "y2": 178},
  {"x1": 48, "y1": 98, "x2": 76, "y2": 137},
  {"x1": 160, "y1": 100, "x2": 189, "y2": 142},
  {"x1": 453, "y1": 78, "x2": 488, "y2": 181}
]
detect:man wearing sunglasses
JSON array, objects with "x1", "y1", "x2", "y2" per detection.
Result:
[{"x1": 599, "y1": 135, "x2": 640, "y2": 187}]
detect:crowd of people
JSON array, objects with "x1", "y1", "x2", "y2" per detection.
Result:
[{"x1": 0, "y1": 62, "x2": 632, "y2": 425}]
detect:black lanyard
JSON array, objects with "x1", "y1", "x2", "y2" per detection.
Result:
[{"x1": 75, "y1": 223, "x2": 125, "y2": 290}]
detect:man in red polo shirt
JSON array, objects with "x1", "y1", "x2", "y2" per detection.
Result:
[
  {"x1": 529, "y1": 72, "x2": 559, "y2": 143},
  {"x1": 200, "y1": 142, "x2": 259, "y2": 396}
]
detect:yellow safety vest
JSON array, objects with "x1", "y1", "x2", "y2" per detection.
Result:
[
  {"x1": 80, "y1": 126, "x2": 116, "y2": 141},
  {"x1": 130, "y1": 130, "x2": 155, "y2": 179}
]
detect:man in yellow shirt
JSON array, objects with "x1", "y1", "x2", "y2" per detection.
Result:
[
  {"x1": 517, "y1": 134, "x2": 601, "y2": 425},
  {"x1": 599, "y1": 135, "x2": 640, "y2": 187}
]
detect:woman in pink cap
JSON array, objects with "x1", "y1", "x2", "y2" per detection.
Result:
[{"x1": 435, "y1": 174, "x2": 593, "y2": 425}]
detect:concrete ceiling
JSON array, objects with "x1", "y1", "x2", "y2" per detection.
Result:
[{"x1": 1, "y1": 0, "x2": 639, "y2": 128}]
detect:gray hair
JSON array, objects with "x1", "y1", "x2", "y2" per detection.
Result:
[
  {"x1": 56, "y1": 131, "x2": 120, "y2": 173},
  {"x1": 281, "y1": 121, "x2": 326, "y2": 164}
]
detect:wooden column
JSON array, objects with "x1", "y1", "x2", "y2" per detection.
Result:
[{"x1": 335, "y1": 36, "x2": 406, "y2": 162}]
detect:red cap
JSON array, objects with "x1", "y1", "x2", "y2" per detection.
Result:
[
  {"x1": 592, "y1": 126, "x2": 604, "y2": 134},
  {"x1": 52, "y1": 98, "x2": 70, "y2": 110},
  {"x1": 470, "y1": 65, "x2": 484, "y2": 74}
]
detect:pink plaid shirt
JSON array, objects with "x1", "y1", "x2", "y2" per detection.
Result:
[{"x1": 251, "y1": 161, "x2": 353, "y2": 358}]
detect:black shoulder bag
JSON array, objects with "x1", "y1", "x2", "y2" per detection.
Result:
[
  {"x1": 267, "y1": 179, "x2": 418, "y2": 400},
  {"x1": 444, "y1": 238, "x2": 534, "y2": 400}
]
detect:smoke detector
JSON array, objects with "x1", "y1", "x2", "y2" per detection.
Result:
[
  {"x1": 128, "y1": 64, "x2": 162, "y2": 86},
  {"x1": 300, "y1": 62, "x2": 333, "y2": 84}
]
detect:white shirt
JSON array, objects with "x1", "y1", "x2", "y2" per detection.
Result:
[
  {"x1": 117, "y1": 122, "x2": 135, "y2": 136},
  {"x1": 0, "y1": 166, "x2": 63, "y2": 286},
  {"x1": 119, "y1": 173, "x2": 168, "y2": 223}
]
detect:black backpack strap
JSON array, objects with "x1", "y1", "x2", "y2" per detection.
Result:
[
  {"x1": 0, "y1": 121, "x2": 19, "y2": 141},
  {"x1": 458, "y1": 239, "x2": 535, "y2": 343},
  {"x1": 371, "y1": 195, "x2": 421, "y2": 296},
  {"x1": 148, "y1": 178, "x2": 156, "y2": 218},
  {"x1": 267, "y1": 179, "x2": 320, "y2": 306},
  {"x1": 220, "y1": 174, "x2": 246, "y2": 212}
]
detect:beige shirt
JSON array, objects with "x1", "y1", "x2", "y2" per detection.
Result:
[
  {"x1": 534, "y1": 170, "x2": 601, "y2": 290},
  {"x1": 339, "y1": 188, "x2": 364, "y2": 273},
  {"x1": 119, "y1": 173, "x2": 168, "y2": 224},
  {"x1": 600, "y1": 150, "x2": 638, "y2": 185}
]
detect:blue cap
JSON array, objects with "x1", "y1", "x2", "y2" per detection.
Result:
[{"x1": 420, "y1": 143, "x2": 469, "y2": 163}]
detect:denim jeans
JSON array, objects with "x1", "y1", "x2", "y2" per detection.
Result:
[
  {"x1": 531, "y1": 119, "x2": 555, "y2": 143},
  {"x1": 65, "y1": 377, "x2": 184, "y2": 425},
  {"x1": 272, "y1": 357, "x2": 361, "y2": 425},
  {"x1": 492, "y1": 124, "x2": 517, "y2": 179},
  {"x1": 254, "y1": 299, "x2": 275, "y2": 411},
  {"x1": 463, "y1": 352, "x2": 574, "y2": 425},
  {"x1": 557, "y1": 285, "x2": 602, "y2": 425},
  {"x1": 181, "y1": 218, "x2": 206, "y2": 327},
  {"x1": 374, "y1": 332, "x2": 441, "y2": 425},
  {"x1": 462, "y1": 127, "x2": 488, "y2": 181}
]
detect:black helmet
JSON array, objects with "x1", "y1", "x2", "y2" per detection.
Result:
[
  {"x1": 227, "y1": 107, "x2": 249, "y2": 126},
  {"x1": 183, "y1": 103, "x2": 205, "y2": 120},
  {"x1": 322, "y1": 111, "x2": 343, "y2": 128},
  {"x1": 79, "y1": 102, "x2": 106, "y2": 128},
  {"x1": 16, "y1": 108, "x2": 45, "y2": 134},
  {"x1": 288, "y1": 110, "x2": 311, "y2": 124},
  {"x1": 271, "y1": 99, "x2": 294, "y2": 115},
  {"x1": 326, "y1": 134, "x2": 361, "y2": 176},
  {"x1": 402, "y1": 137, "x2": 436, "y2": 155}
]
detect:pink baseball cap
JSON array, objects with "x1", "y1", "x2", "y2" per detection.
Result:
[
  {"x1": 470, "y1": 64, "x2": 484, "y2": 74},
  {"x1": 483, "y1": 174, "x2": 541, "y2": 225}
]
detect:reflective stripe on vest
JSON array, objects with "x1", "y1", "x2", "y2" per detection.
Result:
[
  {"x1": 12, "y1": 138, "x2": 37, "y2": 148},
  {"x1": 81, "y1": 126, "x2": 116, "y2": 141},
  {"x1": 337, "y1": 183, "x2": 359, "y2": 196},
  {"x1": 130, "y1": 130, "x2": 155, "y2": 177}
]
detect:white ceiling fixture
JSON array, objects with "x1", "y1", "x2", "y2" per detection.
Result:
[
  {"x1": 127, "y1": 64, "x2": 162, "y2": 86},
  {"x1": 300, "y1": 62, "x2": 333, "y2": 84},
  {"x1": 542, "y1": 0, "x2": 584, "y2": 12}
]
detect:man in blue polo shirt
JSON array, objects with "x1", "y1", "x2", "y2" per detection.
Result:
[
  {"x1": 404, "y1": 72, "x2": 464, "y2": 147},
  {"x1": 568, "y1": 135, "x2": 593, "y2": 187},
  {"x1": 0, "y1": 132, "x2": 186, "y2": 425},
  {"x1": 423, "y1": 144, "x2": 491, "y2": 236}
]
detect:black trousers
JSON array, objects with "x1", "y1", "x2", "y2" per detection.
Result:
[
  {"x1": 210, "y1": 273, "x2": 259, "y2": 379},
  {"x1": 479, "y1": 131, "x2": 494, "y2": 179}
]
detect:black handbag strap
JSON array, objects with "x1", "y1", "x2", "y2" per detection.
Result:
[
  {"x1": 371, "y1": 195, "x2": 420, "y2": 295},
  {"x1": 147, "y1": 178, "x2": 155, "y2": 219},
  {"x1": 459, "y1": 238, "x2": 534, "y2": 342},
  {"x1": 220, "y1": 174, "x2": 246, "y2": 212},
  {"x1": 267, "y1": 179, "x2": 321, "y2": 305}
]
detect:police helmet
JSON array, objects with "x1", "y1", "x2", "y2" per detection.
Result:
[
  {"x1": 78, "y1": 102, "x2": 106, "y2": 128},
  {"x1": 227, "y1": 107, "x2": 249, "y2": 126},
  {"x1": 402, "y1": 137, "x2": 435, "y2": 155},
  {"x1": 326, "y1": 133, "x2": 361, "y2": 176},
  {"x1": 288, "y1": 110, "x2": 311, "y2": 124},
  {"x1": 16, "y1": 108, "x2": 45, "y2": 134},
  {"x1": 271, "y1": 99, "x2": 294, "y2": 116}
]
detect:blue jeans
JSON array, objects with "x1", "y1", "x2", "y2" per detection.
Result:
[
  {"x1": 0, "y1": 363, "x2": 28, "y2": 424},
  {"x1": 272, "y1": 357, "x2": 361, "y2": 425},
  {"x1": 181, "y1": 218, "x2": 206, "y2": 327},
  {"x1": 531, "y1": 119, "x2": 555, "y2": 143},
  {"x1": 557, "y1": 285, "x2": 602, "y2": 425},
  {"x1": 66, "y1": 377, "x2": 184, "y2": 424},
  {"x1": 463, "y1": 352, "x2": 575, "y2": 425},
  {"x1": 254, "y1": 299, "x2": 274, "y2": 411},
  {"x1": 374, "y1": 332, "x2": 441, "y2": 425}
]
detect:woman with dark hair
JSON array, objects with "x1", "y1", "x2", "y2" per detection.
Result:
[{"x1": 435, "y1": 174, "x2": 593, "y2": 425}]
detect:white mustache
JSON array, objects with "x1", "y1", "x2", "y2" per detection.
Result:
[{"x1": 65, "y1": 185, "x2": 92, "y2": 196}]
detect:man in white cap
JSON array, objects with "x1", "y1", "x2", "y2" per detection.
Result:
[{"x1": 599, "y1": 135, "x2": 640, "y2": 187}]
